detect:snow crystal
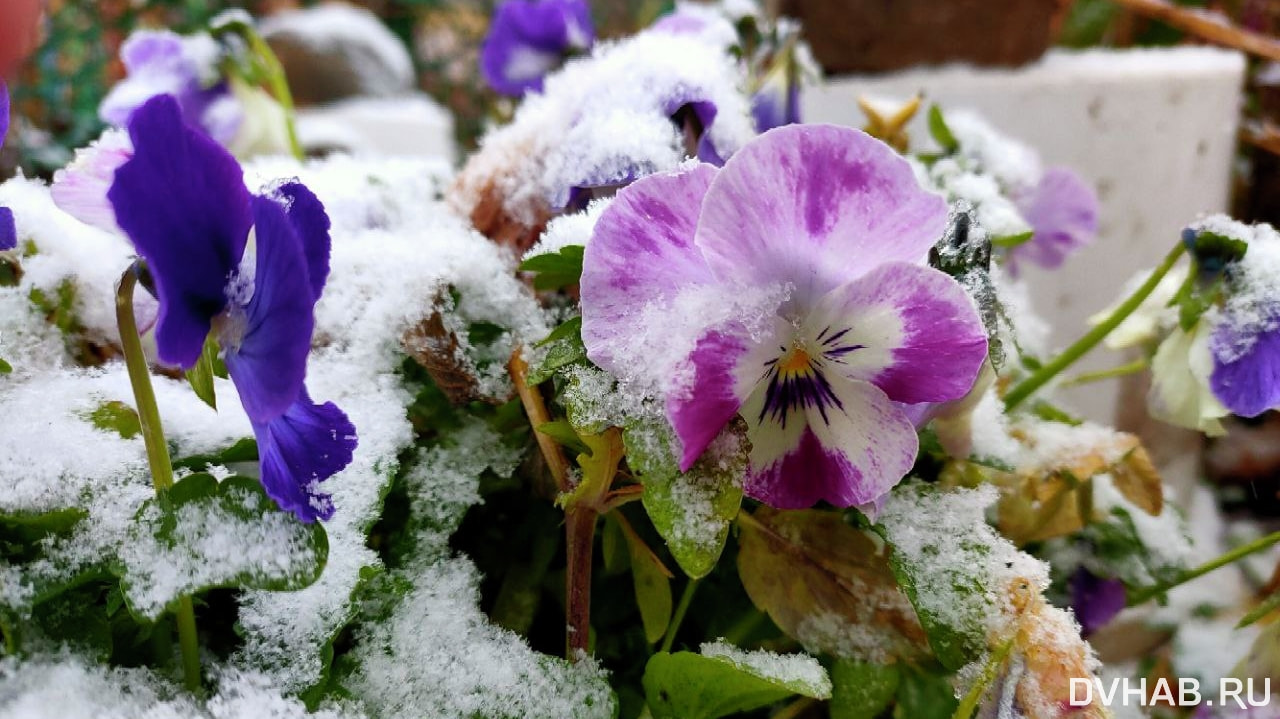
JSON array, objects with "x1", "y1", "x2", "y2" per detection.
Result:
[
  {"x1": 943, "y1": 111, "x2": 1044, "y2": 193},
  {"x1": 523, "y1": 198, "x2": 611, "y2": 261},
  {"x1": 0, "y1": 652, "x2": 366, "y2": 719},
  {"x1": 451, "y1": 30, "x2": 755, "y2": 226},
  {"x1": 700, "y1": 640, "x2": 832, "y2": 698}
]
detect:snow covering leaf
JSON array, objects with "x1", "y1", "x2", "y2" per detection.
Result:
[
  {"x1": 85, "y1": 400, "x2": 141, "y2": 439},
  {"x1": 528, "y1": 318, "x2": 587, "y2": 386},
  {"x1": 643, "y1": 643, "x2": 831, "y2": 719},
  {"x1": 626, "y1": 418, "x2": 745, "y2": 579},
  {"x1": 829, "y1": 659, "x2": 899, "y2": 719},
  {"x1": 737, "y1": 507, "x2": 929, "y2": 663},
  {"x1": 184, "y1": 333, "x2": 221, "y2": 411},
  {"x1": 520, "y1": 244, "x2": 584, "y2": 291},
  {"x1": 119, "y1": 473, "x2": 329, "y2": 619}
]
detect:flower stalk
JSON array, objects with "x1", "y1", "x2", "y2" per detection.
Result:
[
  {"x1": 1127, "y1": 529, "x2": 1280, "y2": 607},
  {"x1": 116, "y1": 263, "x2": 202, "y2": 693},
  {"x1": 562, "y1": 428, "x2": 624, "y2": 660},
  {"x1": 1004, "y1": 243, "x2": 1187, "y2": 410}
]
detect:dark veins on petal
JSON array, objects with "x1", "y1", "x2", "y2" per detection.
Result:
[{"x1": 758, "y1": 327, "x2": 865, "y2": 428}]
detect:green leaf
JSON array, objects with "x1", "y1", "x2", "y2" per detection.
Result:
[
  {"x1": 625, "y1": 418, "x2": 745, "y2": 578},
  {"x1": 171, "y1": 437, "x2": 258, "y2": 472},
  {"x1": 894, "y1": 666, "x2": 959, "y2": 719},
  {"x1": 527, "y1": 318, "x2": 587, "y2": 385},
  {"x1": 618, "y1": 516, "x2": 674, "y2": 644},
  {"x1": 0, "y1": 357, "x2": 11, "y2": 374},
  {"x1": 830, "y1": 660, "x2": 900, "y2": 719},
  {"x1": 537, "y1": 419, "x2": 591, "y2": 457},
  {"x1": 644, "y1": 647, "x2": 830, "y2": 719},
  {"x1": 1238, "y1": 590, "x2": 1280, "y2": 628},
  {"x1": 927, "y1": 105, "x2": 958, "y2": 154},
  {"x1": 520, "y1": 245, "x2": 585, "y2": 291},
  {"x1": 85, "y1": 400, "x2": 142, "y2": 439},
  {"x1": 185, "y1": 333, "x2": 221, "y2": 410},
  {"x1": 120, "y1": 473, "x2": 329, "y2": 619},
  {"x1": 990, "y1": 230, "x2": 1035, "y2": 248}
]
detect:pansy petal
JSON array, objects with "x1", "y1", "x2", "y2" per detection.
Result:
[
  {"x1": 108, "y1": 94, "x2": 252, "y2": 368},
  {"x1": 581, "y1": 163, "x2": 717, "y2": 374},
  {"x1": 1210, "y1": 324, "x2": 1280, "y2": 417},
  {"x1": 806, "y1": 262, "x2": 987, "y2": 404},
  {"x1": 696, "y1": 124, "x2": 948, "y2": 306},
  {"x1": 223, "y1": 196, "x2": 315, "y2": 422},
  {"x1": 1, "y1": 82, "x2": 9, "y2": 143},
  {"x1": 1070, "y1": 567, "x2": 1126, "y2": 637},
  {"x1": 51, "y1": 129, "x2": 134, "y2": 234},
  {"x1": 742, "y1": 373, "x2": 917, "y2": 508},
  {"x1": 270, "y1": 181, "x2": 331, "y2": 301},
  {"x1": 0, "y1": 207, "x2": 15, "y2": 252},
  {"x1": 1009, "y1": 166, "x2": 1098, "y2": 274},
  {"x1": 254, "y1": 393, "x2": 357, "y2": 523},
  {"x1": 666, "y1": 327, "x2": 772, "y2": 470},
  {"x1": 481, "y1": 0, "x2": 593, "y2": 95}
]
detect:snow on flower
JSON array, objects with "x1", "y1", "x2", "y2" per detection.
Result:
[
  {"x1": 480, "y1": 0, "x2": 594, "y2": 96},
  {"x1": 580, "y1": 124, "x2": 988, "y2": 509},
  {"x1": 108, "y1": 94, "x2": 356, "y2": 521}
]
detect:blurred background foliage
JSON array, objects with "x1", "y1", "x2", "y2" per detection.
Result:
[{"x1": 4, "y1": 0, "x2": 1278, "y2": 181}]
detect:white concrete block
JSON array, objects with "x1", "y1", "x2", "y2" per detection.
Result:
[{"x1": 805, "y1": 47, "x2": 1246, "y2": 423}]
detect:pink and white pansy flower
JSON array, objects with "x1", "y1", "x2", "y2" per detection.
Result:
[{"x1": 580, "y1": 124, "x2": 989, "y2": 509}]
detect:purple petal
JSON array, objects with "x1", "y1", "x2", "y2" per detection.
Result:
[
  {"x1": 1008, "y1": 167, "x2": 1098, "y2": 275},
  {"x1": 666, "y1": 329, "x2": 751, "y2": 471},
  {"x1": 1069, "y1": 567, "x2": 1126, "y2": 636},
  {"x1": 742, "y1": 373, "x2": 917, "y2": 508},
  {"x1": 580, "y1": 164, "x2": 718, "y2": 375},
  {"x1": 806, "y1": 262, "x2": 988, "y2": 404},
  {"x1": 695, "y1": 125, "x2": 948, "y2": 308},
  {"x1": 1, "y1": 82, "x2": 9, "y2": 144},
  {"x1": 751, "y1": 64, "x2": 801, "y2": 133},
  {"x1": 100, "y1": 31, "x2": 241, "y2": 146},
  {"x1": 0, "y1": 207, "x2": 14, "y2": 251},
  {"x1": 254, "y1": 393, "x2": 357, "y2": 523},
  {"x1": 663, "y1": 97, "x2": 723, "y2": 165},
  {"x1": 223, "y1": 195, "x2": 316, "y2": 423},
  {"x1": 480, "y1": 0, "x2": 594, "y2": 96},
  {"x1": 108, "y1": 94, "x2": 252, "y2": 368},
  {"x1": 51, "y1": 129, "x2": 134, "y2": 234},
  {"x1": 269, "y1": 181, "x2": 332, "y2": 301},
  {"x1": 1210, "y1": 323, "x2": 1280, "y2": 418}
]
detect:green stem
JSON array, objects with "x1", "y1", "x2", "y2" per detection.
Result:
[
  {"x1": 660, "y1": 578, "x2": 699, "y2": 653},
  {"x1": 1128, "y1": 529, "x2": 1280, "y2": 607},
  {"x1": 1004, "y1": 243, "x2": 1186, "y2": 411},
  {"x1": 1060, "y1": 358, "x2": 1149, "y2": 387},
  {"x1": 246, "y1": 30, "x2": 305, "y2": 161},
  {"x1": 951, "y1": 639, "x2": 1015, "y2": 719},
  {"x1": 117, "y1": 265, "x2": 202, "y2": 692}
]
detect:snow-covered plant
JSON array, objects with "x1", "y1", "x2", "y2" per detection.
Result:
[{"x1": 2, "y1": 5, "x2": 1280, "y2": 719}]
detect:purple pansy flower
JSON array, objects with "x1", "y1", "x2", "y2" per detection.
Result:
[
  {"x1": 581, "y1": 125, "x2": 988, "y2": 509},
  {"x1": 1007, "y1": 167, "x2": 1098, "y2": 275},
  {"x1": 481, "y1": 0, "x2": 594, "y2": 96},
  {"x1": 108, "y1": 95, "x2": 355, "y2": 522},
  {"x1": 0, "y1": 82, "x2": 15, "y2": 251},
  {"x1": 1068, "y1": 567, "x2": 1126, "y2": 637},
  {"x1": 101, "y1": 30, "x2": 242, "y2": 147},
  {"x1": 1210, "y1": 321, "x2": 1280, "y2": 419}
]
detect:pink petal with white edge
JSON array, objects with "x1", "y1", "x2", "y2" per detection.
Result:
[
  {"x1": 741, "y1": 372, "x2": 918, "y2": 508},
  {"x1": 50, "y1": 129, "x2": 134, "y2": 235},
  {"x1": 580, "y1": 163, "x2": 718, "y2": 375},
  {"x1": 695, "y1": 124, "x2": 948, "y2": 308},
  {"x1": 806, "y1": 261, "x2": 988, "y2": 404}
]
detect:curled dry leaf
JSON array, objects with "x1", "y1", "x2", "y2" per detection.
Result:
[
  {"x1": 737, "y1": 508, "x2": 929, "y2": 664},
  {"x1": 401, "y1": 305, "x2": 483, "y2": 405},
  {"x1": 976, "y1": 427, "x2": 1164, "y2": 545}
]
